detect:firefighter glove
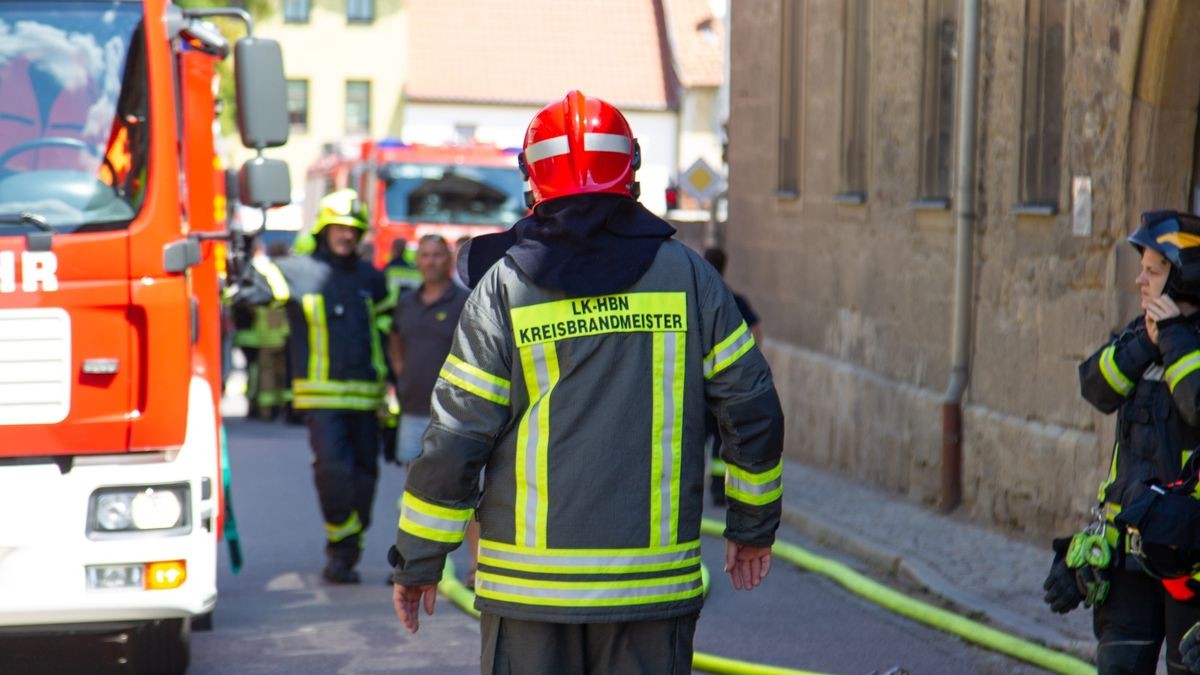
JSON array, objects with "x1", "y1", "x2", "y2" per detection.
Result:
[
  {"x1": 1043, "y1": 558, "x2": 1084, "y2": 614},
  {"x1": 1182, "y1": 622, "x2": 1200, "y2": 673}
]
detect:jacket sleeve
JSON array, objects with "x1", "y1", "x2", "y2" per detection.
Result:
[
  {"x1": 1078, "y1": 317, "x2": 1157, "y2": 414},
  {"x1": 1159, "y1": 317, "x2": 1200, "y2": 426},
  {"x1": 391, "y1": 285, "x2": 513, "y2": 585},
  {"x1": 699, "y1": 264, "x2": 785, "y2": 548},
  {"x1": 229, "y1": 257, "x2": 293, "y2": 308}
]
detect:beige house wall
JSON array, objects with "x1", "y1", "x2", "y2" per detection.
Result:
[
  {"x1": 728, "y1": 0, "x2": 1200, "y2": 539},
  {"x1": 247, "y1": 0, "x2": 408, "y2": 190}
]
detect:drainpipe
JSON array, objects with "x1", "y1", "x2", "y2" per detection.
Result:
[{"x1": 942, "y1": 0, "x2": 981, "y2": 513}]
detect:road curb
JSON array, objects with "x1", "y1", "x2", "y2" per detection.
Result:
[{"x1": 779, "y1": 504, "x2": 1095, "y2": 664}]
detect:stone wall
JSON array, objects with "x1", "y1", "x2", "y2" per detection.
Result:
[{"x1": 727, "y1": 0, "x2": 1200, "y2": 539}]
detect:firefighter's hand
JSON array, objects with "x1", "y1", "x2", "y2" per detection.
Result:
[
  {"x1": 725, "y1": 539, "x2": 772, "y2": 591},
  {"x1": 1042, "y1": 558, "x2": 1083, "y2": 614},
  {"x1": 392, "y1": 582, "x2": 437, "y2": 633},
  {"x1": 1182, "y1": 622, "x2": 1200, "y2": 673}
]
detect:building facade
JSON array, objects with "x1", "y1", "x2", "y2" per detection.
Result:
[{"x1": 728, "y1": 0, "x2": 1200, "y2": 538}]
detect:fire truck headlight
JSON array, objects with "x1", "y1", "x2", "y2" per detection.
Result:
[{"x1": 88, "y1": 485, "x2": 190, "y2": 536}]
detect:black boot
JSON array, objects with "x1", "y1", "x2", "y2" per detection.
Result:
[{"x1": 322, "y1": 558, "x2": 361, "y2": 584}]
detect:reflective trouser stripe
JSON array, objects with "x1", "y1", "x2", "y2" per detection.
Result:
[
  {"x1": 516, "y1": 342, "x2": 559, "y2": 548},
  {"x1": 302, "y1": 294, "x2": 329, "y2": 381},
  {"x1": 256, "y1": 259, "x2": 291, "y2": 305},
  {"x1": 398, "y1": 492, "x2": 472, "y2": 544},
  {"x1": 726, "y1": 459, "x2": 783, "y2": 506},
  {"x1": 478, "y1": 539, "x2": 701, "y2": 575},
  {"x1": 704, "y1": 321, "x2": 754, "y2": 379},
  {"x1": 1099, "y1": 344, "x2": 1134, "y2": 396},
  {"x1": 1167, "y1": 350, "x2": 1200, "y2": 393},
  {"x1": 650, "y1": 331, "x2": 684, "y2": 547},
  {"x1": 326, "y1": 511, "x2": 363, "y2": 543},
  {"x1": 441, "y1": 354, "x2": 512, "y2": 405},
  {"x1": 475, "y1": 569, "x2": 703, "y2": 607}
]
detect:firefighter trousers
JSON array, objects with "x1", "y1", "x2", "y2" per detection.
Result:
[
  {"x1": 1094, "y1": 566, "x2": 1200, "y2": 675},
  {"x1": 304, "y1": 409, "x2": 380, "y2": 565},
  {"x1": 480, "y1": 612, "x2": 698, "y2": 675}
]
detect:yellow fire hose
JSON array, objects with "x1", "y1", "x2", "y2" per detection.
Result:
[{"x1": 435, "y1": 519, "x2": 1094, "y2": 675}]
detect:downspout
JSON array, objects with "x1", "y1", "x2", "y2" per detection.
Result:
[{"x1": 942, "y1": 0, "x2": 981, "y2": 513}]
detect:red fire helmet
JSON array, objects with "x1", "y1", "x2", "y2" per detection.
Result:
[{"x1": 518, "y1": 90, "x2": 641, "y2": 208}]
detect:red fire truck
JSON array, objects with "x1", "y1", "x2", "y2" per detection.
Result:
[
  {"x1": 305, "y1": 139, "x2": 527, "y2": 268},
  {"x1": 0, "y1": 1, "x2": 290, "y2": 671}
]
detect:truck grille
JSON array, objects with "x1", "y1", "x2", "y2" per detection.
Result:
[{"x1": 0, "y1": 309, "x2": 70, "y2": 425}]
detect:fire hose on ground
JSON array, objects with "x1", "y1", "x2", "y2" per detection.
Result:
[{"x1": 435, "y1": 518, "x2": 1094, "y2": 674}]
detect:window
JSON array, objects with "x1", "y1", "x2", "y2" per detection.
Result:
[
  {"x1": 286, "y1": 79, "x2": 308, "y2": 133},
  {"x1": 777, "y1": 0, "x2": 804, "y2": 197},
  {"x1": 345, "y1": 80, "x2": 371, "y2": 135},
  {"x1": 283, "y1": 0, "x2": 310, "y2": 24},
  {"x1": 1016, "y1": 0, "x2": 1065, "y2": 213},
  {"x1": 836, "y1": 0, "x2": 869, "y2": 203},
  {"x1": 347, "y1": 0, "x2": 374, "y2": 24},
  {"x1": 915, "y1": 0, "x2": 957, "y2": 207}
]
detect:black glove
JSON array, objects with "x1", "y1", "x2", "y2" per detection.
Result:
[
  {"x1": 381, "y1": 427, "x2": 399, "y2": 465},
  {"x1": 1182, "y1": 622, "x2": 1200, "y2": 673},
  {"x1": 1043, "y1": 537, "x2": 1084, "y2": 614}
]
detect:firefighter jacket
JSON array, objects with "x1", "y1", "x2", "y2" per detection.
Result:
[
  {"x1": 236, "y1": 248, "x2": 389, "y2": 411},
  {"x1": 1079, "y1": 313, "x2": 1200, "y2": 554},
  {"x1": 391, "y1": 234, "x2": 785, "y2": 624}
]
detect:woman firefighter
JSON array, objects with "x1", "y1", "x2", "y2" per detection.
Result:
[{"x1": 1047, "y1": 210, "x2": 1200, "y2": 674}]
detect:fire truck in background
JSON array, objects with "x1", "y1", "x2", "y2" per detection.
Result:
[
  {"x1": 305, "y1": 139, "x2": 527, "y2": 268},
  {"x1": 0, "y1": 1, "x2": 290, "y2": 672}
]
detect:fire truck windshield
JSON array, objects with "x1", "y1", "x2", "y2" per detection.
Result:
[
  {"x1": 381, "y1": 163, "x2": 525, "y2": 228},
  {"x1": 0, "y1": 2, "x2": 149, "y2": 234}
]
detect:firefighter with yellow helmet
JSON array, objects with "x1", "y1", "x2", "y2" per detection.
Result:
[{"x1": 234, "y1": 188, "x2": 389, "y2": 583}]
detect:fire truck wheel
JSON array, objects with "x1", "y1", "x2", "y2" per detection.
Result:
[{"x1": 136, "y1": 618, "x2": 190, "y2": 675}]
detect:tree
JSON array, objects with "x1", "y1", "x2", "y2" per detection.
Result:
[{"x1": 175, "y1": 0, "x2": 273, "y2": 135}]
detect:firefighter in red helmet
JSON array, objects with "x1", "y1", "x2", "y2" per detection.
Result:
[{"x1": 389, "y1": 90, "x2": 785, "y2": 673}]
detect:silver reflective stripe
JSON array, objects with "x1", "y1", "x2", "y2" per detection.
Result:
[
  {"x1": 659, "y1": 331, "x2": 677, "y2": 547},
  {"x1": 524, "y1": 342, "x2": 551, "y2": 547},
  {"x1": 726, "y1": 473, "x2": 782, "y2": 497},
  {"x1": 584, "y1": 132, "x2": 631, "y2": 154},
  {"x1": 401, "y1": 503, "x2": 469, "y2": 535},
  {"x1": 443, "y1": 360, "x2": 510, "y2": 402},
  {"x1": 524, "y1": 135, "x2": 570, "y2": 163},
  {"x1": 703, "y1": 328, "x2": 753, "y2": 377},
  {"x1": 479, "y1": 543, "x2": 700, "y2": 570},
  {"x1": 477, "y1": 575, "x2": 702, "y2": 601}
]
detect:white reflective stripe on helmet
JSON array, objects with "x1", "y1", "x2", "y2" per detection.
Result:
[
  {"x1": 584, "y1": 132, "x2": 631, "y2": 154},
  {"x1": 524, "y1": 135, "x2": 571, "y2": 163}
]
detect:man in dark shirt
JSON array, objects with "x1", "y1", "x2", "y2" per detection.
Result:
[{"x1": 387, "y1": 235, "x2": 468, "y2": 465}]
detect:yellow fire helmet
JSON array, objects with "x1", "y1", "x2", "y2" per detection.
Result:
[{"x1": 312, "y1": 188, "x2": 368, "y2": 235}]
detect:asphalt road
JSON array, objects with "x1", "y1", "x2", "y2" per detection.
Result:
[{"x1": 185, "y1": 414, "x2": 1048, "y2": 675}]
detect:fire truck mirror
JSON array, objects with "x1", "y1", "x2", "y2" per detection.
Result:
[
  {"x1": 234, "y1": 37, "x2": 289, "y2": 150},
  {"x1": 239, "y1": 157, "x2": 291, "y2": 211}
]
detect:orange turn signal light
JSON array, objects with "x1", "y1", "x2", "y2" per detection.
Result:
[{"x1": 145, "y1": 560, "x2": 187, "y2": 590}]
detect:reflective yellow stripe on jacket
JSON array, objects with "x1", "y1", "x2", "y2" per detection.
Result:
[
  {"x1": 440, "y1": 354, "x2": 511, "y2": 405},
  {"x1": 726, "y1": 459, "x2": 783, "y2": 506},
  {"x1": 1167, "y1": 350, "x2": 1200, "y2": 393},
  {"x1": 1099, "y1": 344, "x2": 1134, "y2": 396},
  {"x1": 475, "y1": 539, "x2": 704, "y2": 608},
  {"x1": 704, "y1": 321, "x2": 755, "y2": 379},
  {"x1": 398, "y1": 491, "x2": 472, "y2": 544}
]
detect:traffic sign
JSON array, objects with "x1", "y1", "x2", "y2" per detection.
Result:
[{"x1": 679, "y1": 158, "x2": 725, "y2": 204}]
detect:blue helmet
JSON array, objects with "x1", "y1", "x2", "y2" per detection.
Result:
[{"x1": 1128, "y1": 210, "x2": 1200, "y2": 301}]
